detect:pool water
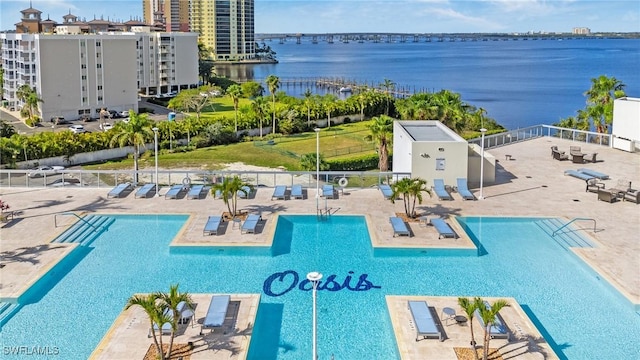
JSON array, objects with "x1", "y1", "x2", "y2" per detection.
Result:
[{"x1": 1, "y1": 215, "x2": 638, "y2": 359}]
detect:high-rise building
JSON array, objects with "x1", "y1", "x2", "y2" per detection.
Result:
[
  {"x1": 142, "y1": 0, "x2": 189, "y2": 32},
  {"x1": 190, "y1": 0, "x2": 255, "y2": 61}
]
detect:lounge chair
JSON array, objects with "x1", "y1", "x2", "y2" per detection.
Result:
[
  {"x1": 187, "y1": 184, "x2": 205, "y2": 199},
  {"x1": 241, "y1": 214, "x2": 261, "y2": 234},
  {"x1": 272, "y1": 185, "x2": 287, "y2": 200},
  {"x1": 585, "y1": 179, "x2": 605, "y2": 193},
  {"x1": 164, "y1": 184, "x2": 186, "y2": 199},
  {"x1": 564, "y1": 170, "x2": 594, "y2": 181},
  {"x1": 585, "y1": 153, "x2": 598, "y2": 163},
  {"x1": 379, "y1": 184, "x2": 393, "y2": 200},
  {"x1": 390, "y1": 217, "x2": 411, "y2": 237},
  {"x1": 291, "y1": 184, "x2": 303, "y2": 199},
  {"x1": 430, "y1": 218, "x2": 457, "y2": 239},
  {"x1": 200, "y1": 295, "x2": 231, "y2": 335},
  {"x1": 176, "y1": 301, "x2": 194, "y2": 325},
  {"x1": 237, "y1": 185, "x2": 252, "y2": 199},
  {"x1": 475, "y1": 301, "x2": 510, "y2": 340},
  {"x1": 107, "y1": 183, "x2": 132, "y2": 198},
  {"x1": 203, "y1": 215, "x2": 223, "y2": 235},
  {"x1": 135, "y1": 183, "x2": 156, "y2": 198},
  {"x1": 432, "y1": 179, "x2": 453, "y2": 200},
  {"x1": 577, "y1": 168, "x2": 609, "y2": 180},
  {"x1": 322, "y1": 184, "x2": 335, "y2": 199},
  {"x1": 408, "y1": 300, "x2": 443, "y2": 341},
  {"x1": 455, "y1": 178, "x2": 476, "y2": 200},
  {"x1": 149, "y1": 321, "x2": 173, "y2": 337},
  {"x1": 552, "y1": 149, "x2": 569, "y2": 161}
]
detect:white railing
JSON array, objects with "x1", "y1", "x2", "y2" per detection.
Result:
[{"x1": 467, "y1": 125, "x2": 612, "y2": 149}]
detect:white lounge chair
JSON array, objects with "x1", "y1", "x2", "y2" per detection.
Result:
[
  {"x1": 135, "y1": 183, "x2": 156, "y2": 198},
  {"x1": 165, "y1": 184, "x2": 185, "y2": 199},
  {"x1": 107, "y1": 183, "x2": 132, "y2": 198},
  {"x1": 188, "y1": 184, "x2": 205, "y2": 199}
]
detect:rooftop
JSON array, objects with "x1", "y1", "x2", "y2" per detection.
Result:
[{"x1": 397, "y1": 120, "x2": 466, "y2": 142}]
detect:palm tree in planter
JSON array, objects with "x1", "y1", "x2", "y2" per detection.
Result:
[
  {"x1": 474, "y1": 297, "x2": 510, "y2": 360},
  {"x1": 211, "y1": 176, "x2": 254, "y2": 220},
  {"x1": 125, "y1": 293, "x2": 173, "y2": 360},
  {"x1": 458, "y1": 297, "x2": 480, "y2": 360},
  {"x1": 156, "y1": 284, "x2": 194, "y2": 359},
  {"x1": 390, "y1": 177, "x2": 431, "y2": 219}
]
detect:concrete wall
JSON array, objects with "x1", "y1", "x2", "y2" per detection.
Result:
[
  {"x1": 467, "y1": 144, "x2": 496, "y2": 185},
  {"x1": 612, "y1": 97, "x2": 640, "y2": 152},
  {"x1": 392, "y1": 121, "x2": 413, "y2": 175},
  {"x1": 411, "y1": 140, "x2": 468, "y2": 186}
]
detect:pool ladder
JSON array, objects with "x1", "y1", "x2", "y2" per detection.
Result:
[
  {"x1": 54, "y1": 212, "x2": 100, "y2": 232},
  {"x1": 316, "y1": 197, "x2": 331, "y2": 220},
  {"x1": 552, "y1": 217, "x2": 597, "y2": 237}
]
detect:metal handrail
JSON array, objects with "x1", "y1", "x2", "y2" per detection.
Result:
[
  {"x1": 552, "y1": 218, "x2": 597, "y2": 237},
  {"x1": 54, "y1": 212, "x2": 98, "y2": 231}
]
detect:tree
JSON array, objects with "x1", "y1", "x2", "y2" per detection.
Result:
[
  {"x1": 584, "y1": 75, "x2": 626, "y2": 133},
  {"x1": 367, "y1": 115, "x2": 394, "y2": 171},
  {"x1": 303, "y1": 89, "x2": 313, "y2": 127},
  {"x1": 125, "y1": 293, "x2": 171, "y2": 360},
  {"x1": 474, "y1": 298, "x2": 510, "y2": 360},
  {"x1": 266, "y1": 75, "x2": 280, "y2": 134},
  {"x1": 156, "y1": 284, "x2": 193, "y2": 359},
  {"x1": 252, "y1": 96, "x2": 268, "y2": 138},
  {"x1": 109, "y1": 111, "x2": 153, "y2": 184},
  {"x1": 241, "y1": 81, "x2": 264, "y2": 98},
  {"x1": 390, "y1": 178, "x2": 431, "y2": 218},
  {"x1": 227, "y1": 84, "x2": 243, "y2": 132},
  {"x1": 300, "y1": 152, "x2": 329, "y2": 173},
  {"x1": 380, "y1": 78, "x2": 396, "y2": 115},
  {"x1": 458, "y1": 297, "x2": 480, "y2": 360},
  {"x1": 211, "y1": 176, "x2": 254, "y2": 219}
]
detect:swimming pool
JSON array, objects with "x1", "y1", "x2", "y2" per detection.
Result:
[{"x1": 1, "y1": 215, "x2": 638, "y2": 359}]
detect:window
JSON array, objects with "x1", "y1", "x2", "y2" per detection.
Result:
[
  {"x1": 82, "y1": 97, "x2": 87, "y2": 102},
  {"x1": 96, "y1": 41, "x2": 101, "y2": 47},
  {"x1": 97, "y1": 85, "x2": 103, "y2": 90},
  {"x1": 81, "y1": 75, "x2": 87, "y2": 80},
  {"x1": 97, "y1": 64, "x2": 102, "y2": 69},
  {"x1": 97, "y1": 96, "x2": 103, "y2": 101}
]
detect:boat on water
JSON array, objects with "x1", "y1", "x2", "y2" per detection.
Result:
[{"x1": 339, "y1": 87, "x2": 352, "y2": 93}]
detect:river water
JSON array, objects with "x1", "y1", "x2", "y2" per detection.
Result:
[{"x1": 215, "y1": 38, "x2": 640, "y2": 130}]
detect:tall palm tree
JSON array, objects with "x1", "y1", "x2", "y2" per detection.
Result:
[
  {"x1": 303, "y1": 89, "x2": 313, "y2": 127},
  {"x1": 125, "y1": 293, "x2": 170, "y2": 360},
  {"x1": 474, "y1": 298, "x2": 510, "y2": 360},
  {"x1": 109, "y1": 111, "x2": 153, "y2": 184},
  {"x1": 380, "y1": 78, "x2": 396, "y2": 115},
  {"x1": 211, "y1": 176, "x2": 254, "y2": 219},
  {"x1": 368, "y1": 115, "x2": 394, "y2": 171},
  {"x1": 584, "y1": 75, "x2": 626, "y2": 133},
  {"x1": 24, "y1": 91, "x2": 44, "y2": 123},
  {"x1": 227, "y1": 84, "x2": 243, "y2": 132},
  {"x1": 156, "y1": 284, "x2": 193, "y2": 359},
  {"x1": 251, "y1": 97, "x2": 268, "y2": 137},
  {"x1": 266, "y1": 75, "x2": 280, "y2": 134},
  {"x1": 458, "y1": 297, "x2": 479, "y2": 360}
]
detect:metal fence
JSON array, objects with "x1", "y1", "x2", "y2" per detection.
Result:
[{"x1": 467, "y1": 125, "x2": 612, "y2": 149}]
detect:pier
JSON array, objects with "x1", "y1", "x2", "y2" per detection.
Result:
[{"x1": 253, "y1": 77, "x2": 416, "y2": 98}]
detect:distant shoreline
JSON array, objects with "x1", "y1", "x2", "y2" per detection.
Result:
[{"x1": 213, "y1": 59, "x2": 278, "y2": 65}]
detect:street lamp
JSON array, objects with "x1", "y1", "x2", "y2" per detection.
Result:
[
  {"x1": 152, "y1": 127, "x2": 159, "y2": 197},
  {"x1": 314, "y1": 128, "x2": 321, "y2": 203},
  {"x1": 307, "y1": 271, "x2": 323, "y2": 360},
  {"x1": 479, "y1": 128, "x2": 487, "y2": 200}
]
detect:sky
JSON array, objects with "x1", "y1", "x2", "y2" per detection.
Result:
[{"x1": 1, "y1": 0, "x2": 639, "y2": 33}]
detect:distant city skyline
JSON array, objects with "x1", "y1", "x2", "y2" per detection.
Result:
[{"x1": 1, "y1": 0, "x2": 639, "y2": 33}]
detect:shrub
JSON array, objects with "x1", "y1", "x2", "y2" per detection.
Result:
[{"x1": 327, "y1": 154, "x2": 378, "y2": 171}]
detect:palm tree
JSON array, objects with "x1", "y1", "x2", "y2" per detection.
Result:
[
  {"x1": 266, "y1": 75, "x2": 280, "y2": 134},
  {"x1": 125, "y1": 293, "x2": 170, "y2": 360},
  {"x1": 458, "y1": 297, "x2": 479, "y2": 360},
  {"x1": 109, "y1": 111, "x2": 153, "y2": 184},
  {"x1": 211, "y1": 176, "x2": 254, "y2": 219},
  {"x1": 584, "y1": 75, "x2": 626, "y2": 133},
  {"x1": 303, "y1": 89, "x2": 313, "y2": 127},
  {"x1": 390, "y1": 178, "x2": 431, "y2": 218},
  {"x1": 368, "y1": 115, "x2": 394, "y2": 171},
  {"x1": 300, "y1": 152, "x2": 329, "y2": 174},
  {"x1": 156, "y1": 284, "x2": 193, "y2": 359},
  {"x1": 227, "y1": 84, "x2": 243, "y2": 132},
  {"x1": 251, "y1": 97, "x2": 268, "y2": 137},
  {"x1": 380, "y1": 78, "x2": 396, "y2": 115},
  {"x1": 474, "y1": 298, "x2": 510, "y2": 360},
  {"x1": 24, "y1": 91, "x2": 44, "y2": 123}
]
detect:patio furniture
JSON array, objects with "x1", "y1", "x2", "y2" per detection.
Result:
[
  {"x1": 203, "y1": 215, "x2": 223, "y2": 235},
  {"x1": 569, "y1": 145, "x2": 582, "y2": 154},
  {"x1": 390, "y1": 217, "x2": 411, "y2": 237},
  {"x1": 597, "y1": 189, "x2": 618, "y2": 203},
  {"x1": 271, "y1": 185, "x2": 287, "y2": 200},
  {"x1": 409, "y1": 300, "x2": 443, "y2": 341},
  {"x1": 571, "y1": 153, "x2": 584, "y2": 164},
  {"x1": 187, "y1": 184, "x2": 205, "y2": 199},
  {"x1": 586, "y1": 153, "x2": 598, "y2": 163},
  {"x1": 564, "y1": 170, "x2": 594, "y2": 181},
  {"x1": 455, "y1": 178, "x2": 476, "y2": 200},
  {"x1": 585, "y1": 179, "x2": 605, "y2": 193},
  {"x1": 379, "y1": 184, "x2": 393, "y2": 200},
  {"x1": 135, "y1": 183, "x2": 156, "y2": 198},
  {"x1": 241, "y1": 214, "x2": 261, "y2": 234},
  {"x1": 577, "y1": 168, "x2": 609, "y2": 180},
  {"x1": 107, "y1": 183, "x2": 132, "y2": 198},
  {"x1": 291, "y1": 185, "x2": 304, "y2": 199},
  {"x1": 475, "y1": 301, "x2": 511, "y2": 340},
  {"x1": 430, "y1": 218, "x2": 457, "y2": 239},
  {"x1": 200, "y1": 295, "x2": 231, "y2": 334},
  {"x1": 552, "y1": 149, "x2": 569, "y2": 161},
  {"x1": 623, "y1": 190, "x2": 640, "y2": 204},
  {"x1": 610, "y1": 179, "x2": 632, "y2": 194},
  {"x1": 433, "y1": 179, "x2": 453, "y2": 200},
  {"x1": 164, "y1": 184, "x2": 186, "y2": 199}
]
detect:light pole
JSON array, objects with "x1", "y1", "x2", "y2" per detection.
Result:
[
  {"x1": 152, "y1": 127, "x2": 159, "y2": 197},
  {"x1": 479, "y1": 128, "x2": 487, "y2": 200},
  {"x1": 307, "y1": 271, "x2": 323, "y2": 360},
  {"x1": 314, "y1": 128, "x2": 321, "y2": 203}
]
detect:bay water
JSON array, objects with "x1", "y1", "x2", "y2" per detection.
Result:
[{"x1": 215, "y1": 38, "x2": 640, "y2": 130}]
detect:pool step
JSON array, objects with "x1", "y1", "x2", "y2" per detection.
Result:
[
  {"x1": 0, "y1": 302, "x2": 19, "y2": 328},
  {"x1": 53, "y1": 215, "x2": 114, "y2": 245},
  {"x1": 536, "y1": 218, "x2": 594, "y2": 250}
]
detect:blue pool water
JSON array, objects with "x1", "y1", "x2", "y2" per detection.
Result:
[{"x1": 1, "y1": 215, "x2": 639, "y2": 359}]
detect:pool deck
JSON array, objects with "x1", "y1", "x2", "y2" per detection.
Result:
[{"x1": 1, "y1": 137, "x2": 639, "y2": 359}]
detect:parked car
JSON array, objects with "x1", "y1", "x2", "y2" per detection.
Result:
[
  {"x1": 80, "y1": 114, "x2": 95, "y2": 122},
  {"x1": 48, "y1": 178, "x2": 81, "y2": 187},
  {"x1": 99, "y1": 123, "x2": 113, "y2": 131},
  {"x1": 108, "y1": 110, "x2": 122, "y2": 119},
  {"x1": 69, "y1": 124, "x2": 86, "y2": 134},
  {"x1": 119, "y1": 110, "x2": 130, "y2": 117},
  {"x1": 50, "y1": 116, "x2": 70, "y2": 125},
  {"x1": 27, "y1": 165, "x2": 65, "y2": 178}
]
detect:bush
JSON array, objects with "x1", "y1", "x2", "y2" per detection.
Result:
[
  {"x1": 343, "y1": 117, "x2": 352, "y2": 124},
  {"x1": 327, "y1": 154, "x2": 379, "y2": 171}
]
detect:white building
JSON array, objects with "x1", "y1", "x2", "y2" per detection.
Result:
[
  {"x1": 1, "y1": 29, "x2": 198, "y2": 121},
  {"x1": 392, "y1": 120, "x2": 495, "y2": 187},
  {"x1": 612, "y1": 97, "x2": 640, "y2": 152}
]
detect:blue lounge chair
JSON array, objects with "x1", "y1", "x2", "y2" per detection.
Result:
[
  {"x1": 165, "y1": 184, "x2": 185, "y2": 199},
  {"x1": 475, "y1": 301, "x2": 510, "y2": 340},
  {"x1": 203, "y1": 215, "x2": 223, "y2": 235},
  {"x1": 379, "y1": 184, "x2": 393, "y2": 200},
  {"x1": 188, "y1": 184, "x2": 205, "y2": 199},
  {"x1": 577, "y1": 168, "x2": 609, "y2": 180},
  {"x1": 135, "y1": 183, "x2": 156, "y2": 198},
  {"x1": 456, "y1": 178, "x2": 476, "y2": 201},
  {"x1": 408, "y1": 301, "x2": 442, "y2": 341},
  {"x1": 237, "y1": 185, "x2": 252, "y2": 199},
  {"x1": 272, "y1": 185, "x2": 287, "y2": 200},
  {"x1": 107, "y1": 183, "x2": 132, "y2": 198},
  {"x1": 564, "y1": 169, "x2": 594, "y2": 181},
  {"x1": 291, "y1": 184, "x2": 303, "y2": 199},
  {"x1": 390, "y1": 217, "x2": 411, "y2": 237},
  {"x1": 200, "y1": 295, "x2": 231, "y2": 334},
  {"x1": 322, "y1": 184, "x2": 335, "y2": 199},
  {"x1": 241, "y1": 214, "x2": 261, "y2": 234},
  {"x1": 430, "y1": 218, "x2": 457, "y2": 239},
  {"x1": 433, "y1": 179, "x2": 453, "y2": 200}
]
